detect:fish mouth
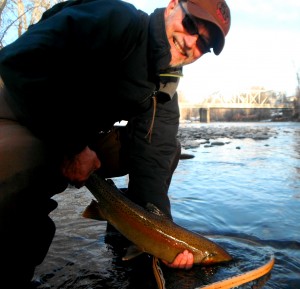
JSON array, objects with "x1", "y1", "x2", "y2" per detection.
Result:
[{"x1": 201, "y1": 251, "x2": 233, "y2": 265}]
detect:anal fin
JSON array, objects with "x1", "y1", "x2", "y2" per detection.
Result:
[
  {"x1": 122, "y1": 244, "x2": 144, "y2": 261},
  {"x1": 82, "y1": 199, "x2": 106, "y2": 221}
]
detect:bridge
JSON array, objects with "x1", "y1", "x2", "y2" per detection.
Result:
[{"x1": 179, "y1": 89, "x2": 294, "y2": 122}]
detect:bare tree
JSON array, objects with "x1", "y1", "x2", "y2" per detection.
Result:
[
  {"x1": 30, "y1": 0, "x2": 53, "y2": 25},
  {"x1": 0, "y1": 0, "x2": 8, "y2": 23},
  {"x1": 17, "y1": 0, "x2": 27, "y2": 36},
  {"x1": 0, "y1": 0, "x2": 63, "y2": 48}
]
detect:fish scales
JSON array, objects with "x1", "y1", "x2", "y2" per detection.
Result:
[{"x1": 84, "y1": 173, "x2": 232, "y2": 264}]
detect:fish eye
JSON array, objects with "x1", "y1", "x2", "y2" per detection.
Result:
[
  {"x1": 207, "y1": 252, "x2": 216, "y2": 258},
  {"x1": 201, "y1": 252, "x2": 216, "y2": 262}
]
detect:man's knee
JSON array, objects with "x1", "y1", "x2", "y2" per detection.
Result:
[{"x1": 0, "y1": 198, "x2": 57, "y2": 287}]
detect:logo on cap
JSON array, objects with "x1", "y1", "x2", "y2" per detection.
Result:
[{"x1": 216, "y1": 1, "x2": 230, "y2": 24}]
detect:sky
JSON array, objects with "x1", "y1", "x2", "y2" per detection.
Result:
[{"x1": 125, "y1": 0, "x2": 300, "y2": 102}]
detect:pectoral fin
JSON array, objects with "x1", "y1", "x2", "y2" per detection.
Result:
[
  {"x1": 82, "y1": 199, "x2": 106, "y2": 221},
  {"x1": 146, "y1": 203, "x2": 170, "y2": 219},
  {"x1": 122, "y1": 244, "x2": 144, "y2": 261}
]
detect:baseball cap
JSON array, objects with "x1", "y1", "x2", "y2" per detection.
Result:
[{"x1": 186, "y1": 0, "x2": 231, "y2": 55}]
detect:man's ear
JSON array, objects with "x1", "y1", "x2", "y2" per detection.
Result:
[{"x1": 165, "y1": 0, "x2": 179, "y2": 17}]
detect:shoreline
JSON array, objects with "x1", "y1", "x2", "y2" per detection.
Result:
[{"x1": 177, "y1": 121, "x2": 296, "y2": 149}]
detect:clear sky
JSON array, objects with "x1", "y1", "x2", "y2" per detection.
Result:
[{"x1": 125, "y1": 0, "x2": 300, "y2": 102}]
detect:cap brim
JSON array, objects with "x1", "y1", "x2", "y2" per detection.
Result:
[{"x1": 187, "y1": 1, "x2": 225, "y2": 55}]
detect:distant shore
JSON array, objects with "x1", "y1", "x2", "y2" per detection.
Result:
[{"x1": 177, "y1": 121, "x2": 280, "y2": 149}]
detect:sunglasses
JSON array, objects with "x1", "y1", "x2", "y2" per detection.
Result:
[{"x1": 179, "y1": 1, "x2": 211, "y2": 54}]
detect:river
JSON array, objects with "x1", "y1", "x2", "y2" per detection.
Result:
[{"x1": 33, "y1": 122, "x2": 300, "y2": 289}]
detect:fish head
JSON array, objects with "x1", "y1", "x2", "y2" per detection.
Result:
[{"x1": 199, "y1": 248, "x2": 233, "y2": 265}]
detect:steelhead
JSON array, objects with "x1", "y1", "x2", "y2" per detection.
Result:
[{"x1": 83, "y1": 173, "x2": 232, "y2": 265}]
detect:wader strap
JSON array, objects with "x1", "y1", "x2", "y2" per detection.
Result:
[{"x1": 145, "y1": 96, "x2": 157, "y2": 143}]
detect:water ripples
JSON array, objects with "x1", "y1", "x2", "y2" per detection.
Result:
[{"x1": 34, "y1": 122, "x2": 300, "y2": 289}]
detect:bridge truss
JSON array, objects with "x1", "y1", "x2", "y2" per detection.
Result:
[
  {"x1": 181, "y1": 89, "x2": 293, "y2": 109},
  {"x1": 179, "y1": 89, "x2": 294, "y2": 122}
]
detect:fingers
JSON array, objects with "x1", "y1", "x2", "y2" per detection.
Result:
[
  {"x1": 61, "y1": 146, "x2": 101, "y2": 186},
  {"x1": 161, "y1": 250, "x2": 194, "y2": 270}
]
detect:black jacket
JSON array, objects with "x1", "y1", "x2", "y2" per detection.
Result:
[{"x1": 0, "y1": 0, "x2": 180, "y2": 215}]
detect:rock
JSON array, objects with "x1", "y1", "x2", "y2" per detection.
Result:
[
  {"x1": 180, "y1": 153, "x2": 195, "y2": 160},
  {"x1": 211, "y1": 141, "x2": 225, "y2": 146},
  {"x1": 177, "y1": 123, "x2": 277, "y2": 149},
  {"x1": 183, "y1": 140, "x2": 201, "y2": 149}
]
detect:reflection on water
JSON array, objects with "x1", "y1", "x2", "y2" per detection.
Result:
[{"x1": 34, "y1": 122, "x2": 300, "y2": 289}]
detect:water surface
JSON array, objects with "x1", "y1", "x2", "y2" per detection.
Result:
[{"x1": 34, "y1": 122, "x2": 300, "y2": 289}]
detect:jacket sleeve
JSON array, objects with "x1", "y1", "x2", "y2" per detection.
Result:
[
  {"x1": 0, "y1": 0, "x2": 152, "y2": 156},
  {"x1": 127, "y1": 78, "x2": 181, "y2": 218}
]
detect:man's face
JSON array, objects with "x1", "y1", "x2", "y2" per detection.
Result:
[{"x1": 164, "y1": 0, "x2": 212, "y2": 67}]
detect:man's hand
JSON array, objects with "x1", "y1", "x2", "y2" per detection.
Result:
[
  {"x1": 61, "y1": 146, "x2": 101, "y2": 187},
  {"x1": 161, "y1": 250, "x2": 194, "y2": 270}
]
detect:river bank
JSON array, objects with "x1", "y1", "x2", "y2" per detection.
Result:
[{"x1": 177, "y1": 121, "x2": 287, "y2": 149}]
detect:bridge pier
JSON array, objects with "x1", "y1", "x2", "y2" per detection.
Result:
[{"x1": 199, "y1": 108, "x2": 210, "y2": 123}]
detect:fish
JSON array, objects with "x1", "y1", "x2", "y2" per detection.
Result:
[{"x1": 83, "y1": 173, "x2": 232, "y2": 265}]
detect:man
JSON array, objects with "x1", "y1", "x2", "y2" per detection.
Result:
[{"x1": 0, "y1": 0, "x2": 230, "y2": 287}]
